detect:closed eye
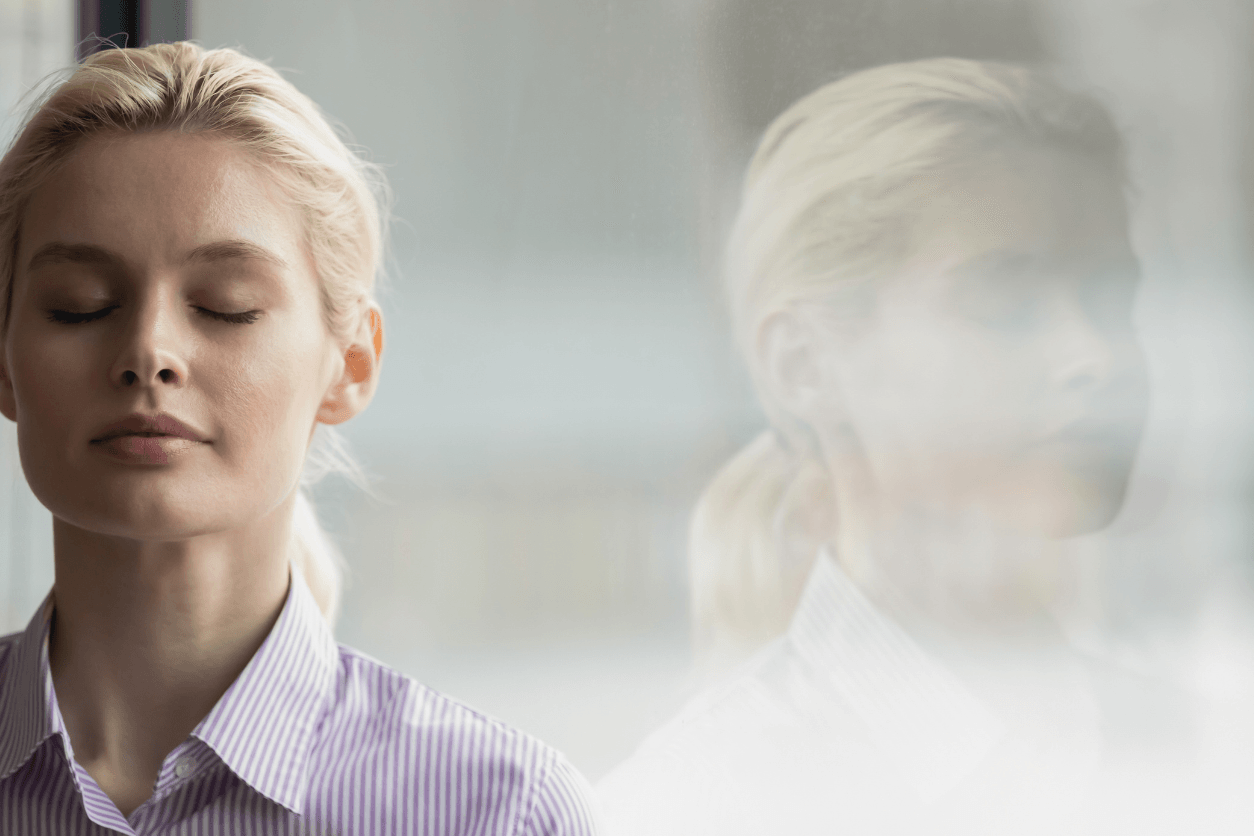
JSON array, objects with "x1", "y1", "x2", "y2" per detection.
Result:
[
  {"x1": 195, "y1": 307, "x2": 262, "y2": 325},
  {"x1": 45, "y1": 306, "x2": 262, "y2": 325},
  {"x1": 46, "y1": 306, "x2": 118, "y2": 324}
]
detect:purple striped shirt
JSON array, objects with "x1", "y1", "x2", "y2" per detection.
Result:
[{"x1": 0, "y1": 570, "x2": 601, "y2": 835}]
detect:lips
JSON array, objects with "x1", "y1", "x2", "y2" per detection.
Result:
[
  {"x1": 92, "y1": 413, "x2": 206, "y2": 444},
  {"x1": 89, "y1": 413, "x2": 208, "y2": 465}
]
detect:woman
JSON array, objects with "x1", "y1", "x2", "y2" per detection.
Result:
[
  {"x1": 598, "y1": 58, "x2": 1240, "y2": 834},
  {"x1": 0, "y1": 43, "x2": 598, "y2": 834}
]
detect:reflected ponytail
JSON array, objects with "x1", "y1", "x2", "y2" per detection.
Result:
[{"x1": 690, "y1": 430, "x2": 831, "y2": 676}]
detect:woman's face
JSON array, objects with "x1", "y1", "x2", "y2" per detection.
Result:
[
  {"x1": 0, "y1": 131, "x2": 347, "y2": 540},
  {"x1": 809, "y1": 146, "x2": 1148, "y2": 538}
]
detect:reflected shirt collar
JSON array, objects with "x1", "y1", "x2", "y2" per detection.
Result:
[{"x1": 785, "y1": 548, "x2": 1005, "y2": 801}]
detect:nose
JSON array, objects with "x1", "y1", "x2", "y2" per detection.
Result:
[
  {"x1": 108, "y1": 297, "x2": 189, "y2": 389},
  {"x1": 1049, "y1": 301, "x2": 1122, "y2": 394}
]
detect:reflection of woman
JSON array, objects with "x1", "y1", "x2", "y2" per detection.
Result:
[
  {"x1": 598, "y1": 59, "x2": 1194, "y2": 835},
  {"x1": 0, "y1": 44, "x2": 597, "y2": 833},
  {"x1": 688, "y1": 57, "x2": 1147, "y2": 671}
]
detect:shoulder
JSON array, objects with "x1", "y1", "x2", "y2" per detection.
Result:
[
  {"x1": 0, "y1": 630, "x2": 21, "y2": 683},
  {"x1": 309, "y1": 644, "x2": 600, "y2": 836},
  {"x1": 324, "y1": 643, "x2": 542, "y2": 761},
  {"x1": 595, "y1": 643, "x2": 790, "y2": 835},
  {"x1": 596, "y1": 640, "x2": 871, "y2": 836},
  {"x1": 611, "y1": 636, "x2": 819, "y2": 763},
  {"x1": 0, "y1": 631, "x2": 19, "y2": 664}
]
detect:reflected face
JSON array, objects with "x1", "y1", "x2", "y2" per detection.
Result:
[
  {"x1": 816, "y1": 146, "x2": 1148, "y2": 537},
  {"x1": 0, "y1": 132, "x2": 342, "y2": 539}
]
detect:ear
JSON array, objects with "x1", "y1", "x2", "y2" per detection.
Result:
[
  {"x1": 316, "y1": 305, "x2": 384, "y2": 426},
  {"x1": 0, "y1": 343, "x2": 15, "y2": 423},
  {"x1": 754, "y1": 308, "x2": 838, "y2": 423}
]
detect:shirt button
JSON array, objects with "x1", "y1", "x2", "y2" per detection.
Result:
[{"x1": 174, "y1": 756, "x2": 194, "y2": 779}]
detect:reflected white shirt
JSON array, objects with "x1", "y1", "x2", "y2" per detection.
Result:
[{"x1": 598, "y1": 549, "x2": 1249, "y2": 836}]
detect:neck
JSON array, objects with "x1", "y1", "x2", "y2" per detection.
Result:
[
  {"x1": 829, "y1": 480, "x2": 1076, "y2": 643},
  {"x1": 47, "y1": 497, "x2": 294, "y2": 816}
]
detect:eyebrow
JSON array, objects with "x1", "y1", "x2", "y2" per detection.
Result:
[
  {"x1": 183, "y1": 240, "x2": 288, "y2": 270},
  {"x1": 26, "y1": 242, "x2": 123, "y2": 272},
  {"x1": 947, "y1": 249, "x2": 1141, "y2": 283},
  {"x1": 945, "y1": 250, "x2": 1042, "y2": 281},
  {"x1": 25, "y1": 239, "x2": 288, "y2": 272}
]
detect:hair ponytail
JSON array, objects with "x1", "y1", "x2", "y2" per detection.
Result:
[
  {"x1": 292, "y1": 424, "x2": 374, "y2": 625},
  {"x1": 690, "y1": 430, "x2": 831, "y2": 678},
  {"x1": 291, "y1": 488, "x2": 345, "y2": 624}
]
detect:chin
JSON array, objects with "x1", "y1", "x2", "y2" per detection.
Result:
[
  {"x1": 55, "y1": 498, "x2": 236, "y2": 541},
  {"x1": 28, "y1": 464, "x2": 241, "y2": 541},
  {"x1": 1048, "y1": 485, "x2": 1128, "y2": 539},
  {"x1": 1000, "y1": 453, "x2": 1136, "y2": 539}
]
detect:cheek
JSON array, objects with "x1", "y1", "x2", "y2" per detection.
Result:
[
  {"x1": 5, "y1": 324, "x2": 112, "y2": 518},
  {"x1": 937, "y1": 334, "x2": 1053, "y2": 441},
  {"x1": 8, "y1": 324, "x2": 95, "y2": 437},
  {"x1": 828, "y1": 321, "x2": 1065, "y2": 511},
  {"x1": 838, "y1": 322, "x2": 1046, "y2": 452},
  {"x1": 186, "y1": 347, "x2": 322, "y2": 520},
  {"x1": 208, "y1": 334, "x2": 329, "y2": 460}
]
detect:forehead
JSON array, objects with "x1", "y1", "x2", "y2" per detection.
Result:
[
  {"x1": 17, "y1": 131, "x2": 306, "y2": 269},
  {"x1": 908, "y1": 145, "x2": 1131, "y2": 271}
]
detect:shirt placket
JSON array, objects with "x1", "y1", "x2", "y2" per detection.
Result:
[{"x1": 126, "y1": 739, "x2": 214, "y2": 834}]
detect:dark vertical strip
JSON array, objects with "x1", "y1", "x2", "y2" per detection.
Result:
[
  {"x1": 79, "y1": 0, "x2": 142, "y2": 57},
  {"x1": 146, "y1": 0, "x2": 189, "y2": 44},
  {"x1": 78, "y1": 0, "x2": 188, "y2": 59},
  {"x1": 76, "y1": 0, "x2": 99, "y2": 61},
  {"x1": 97, "y1": 0, "x2": 141, "y2": 49}
]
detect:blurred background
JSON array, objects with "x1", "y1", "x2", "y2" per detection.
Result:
[{"x1": 3, "y1": 0, "x2": 1254, "y2": 780}]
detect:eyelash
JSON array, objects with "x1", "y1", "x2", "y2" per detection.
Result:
[
  {"x1": 46, "y1": 306, "x2": 262, "y2": 325},
  {"x1": 199, "y1": 307, "x2": 262, "y2": 325},
  {"x1": 46, "y1": 306, "x2": 118, "y2": 324}
]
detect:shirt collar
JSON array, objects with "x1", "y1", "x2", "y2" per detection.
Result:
[
  {"x1": 0, "y1": 567, "x2": 338, "y2": 816},
  {"x1": 0, "y1": 593, "x2": 56, "y2": 783},
  {"x1": 0, "y1": 595, "x2": 136, "y2": 833},
  {"x1": 786, "y1": 548, "x2": 1004, "y2": 801},
  {"x1": 191, "y1": 565, "x2": 339, "y2": 814}
]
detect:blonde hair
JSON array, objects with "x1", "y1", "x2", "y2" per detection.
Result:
[
  {"x1": 0, "y1": 43, "x2": 390, "y2": 622},
  {"x1": 693, "y1": 58, "x2": 1126, "y2": 671}
]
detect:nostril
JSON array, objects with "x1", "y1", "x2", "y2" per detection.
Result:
[
  {"x1": 119, "y1": 368, "x2": 179, "y2": 385},
  {"x1": 1063, "y1": 363, "x2": 1105, "y2": 393},
  {"x1": 1069, "y1": 371, "x2": 1094, "y2": 387}
]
